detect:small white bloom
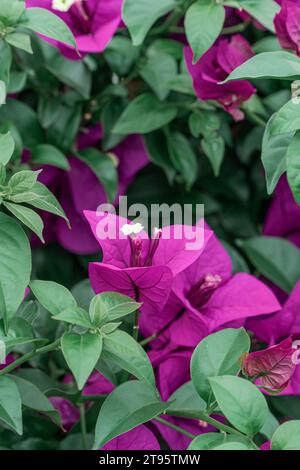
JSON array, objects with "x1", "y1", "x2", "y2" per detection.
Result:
[
  {"x1": 131, "y1": 223, "x2": 144, "y2": 234},
  {"x1": 52, "y1": 0, "x2": 77, "y2": 12},
  {"x1": 121, "y1": 223, "x2": 144, "y2": 236}
]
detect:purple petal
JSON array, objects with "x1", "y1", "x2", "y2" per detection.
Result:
[
  {"x1": 89, "y1": 262, "x2": 173, "y2": 312},
  {"x1": 153, "y1": 225, "x2": 213, "y2": 276},
  {"x1": 201, "y1": 273, "x2": 281, "y2": 331},
  {"x1": 101, "y1": 425, "x2": 160, "y2": 450}
]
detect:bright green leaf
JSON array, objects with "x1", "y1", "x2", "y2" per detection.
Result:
[
  {"x1": 3, "y1": 202, "x2": 45, "y2": 243},
  {"x1": 271, "y1": 420, "x2": 300, "y2": 450},
  {"x1": 93, "y1": 380, "x2": 168, "y2": 449},
  {"x1": 287, "y1": 130, "x2": 300, "y2": 205},
  {"x1": 122, "y1": 0, "x2": 179, "y2": 46},
  {"x1": 0, "y1": 132, "x2": 15, "y2": 165},
  {"x1": 89, "y1": 292, "x2": 141, "y2": 327},
  {"x1": 102, "y1": 330, "x2": 156, "y2": 390},
  {"x1": 209, "y1": 376, "x2": 268, "y2": 436},
  {"x1": 61, "y1": 332, "x2": 103, "y2": 390},
  {"x1": 0, "y1": 376, "x2": 22, "y2": 435},
  {"x1": 185, "y1": 0, "x2": 225, "y2": 63},
  {"x1": 191, "y1": 328, "x2": 250, "y2": 404},
  {"x1": 0, "y1": 213, "x2": 31, "y2": 325},
  {"x1": 5, "y1": 32, "x2": 33, "y2": 54},
  {"x1": 53, "y1": 307, "x2": 93, "y2": 329},
  {"x1": 22, "y1": 7, "x2": 77, "y2": 50},
  {"x1": 224, "y1": 51, "x2": 300, "y2": 83},
  {"x1": 30, "y1": 280, "x2": 77, "y2": 316},
  {"x1": 261, "y1": 115, "x2": 291, "y2": 195}
]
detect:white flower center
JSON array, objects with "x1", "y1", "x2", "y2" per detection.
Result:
[
  {"x1": 52, "y1": 0, "x2": 78, "y2": 12},
  {"x1": 121, "y1": 223, "x2": 144, "y2": 237}
]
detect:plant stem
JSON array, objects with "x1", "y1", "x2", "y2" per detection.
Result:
[
  {"x1": 80, "y1": 404, "x2": 89, "y2": 450},
  {"x1": 0, "y1": 338, "x2": 61, "y2": 376},
  {"x1": 166, "y1": 409, "x2": 246, "y2": 438},
  {"x1": 155, "y1": 417, "x2": 196, "y2": 439},
  {"x1": 139, "y1": 334, "x2": 157, "y2": 347},
  {"x1": 222, "y1": 21, "x2": 250, "y2": 35},
  {"x1": 133, "y1": 309, "x2": 140, "y2": 341}
]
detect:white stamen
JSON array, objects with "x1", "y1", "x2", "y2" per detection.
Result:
[
  {"x1": 52, "y1": 0, "x2": 78, "y2": 12},
  {"x1": 121, "y1": 223, "x2": 144, "y2": 236}
]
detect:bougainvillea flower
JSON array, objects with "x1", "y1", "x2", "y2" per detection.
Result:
[
  {"x1": 247, "y1": 280, "x2": 300, "y2": 345},
  {"x1": 241, "y1": 338, "x2": 297, "y2": 393},
  {"x1": 264, "y1": 176, "x2": 300, "y2": 249},
  {"x1": 26, "y1": 0, "x2": 122, "y2": 58},
  {"x1": 140, "y1": 229, "x2": 281, "y2": 349},
  {"x1": 184, "y1": 34, "x2": 256, "y2": 120},
  {"x1": 33, "y1": 126, "x2": 148, "y2": 254},
  {"x1": 85, "y1": 211, "x2": 212, "y2": 313},
  {"x1": 101, "y1": 425, "x2": 160, "y2": 450},
  {"x1": 274, "y1": 0, "x2": 300, "y2": 55}
]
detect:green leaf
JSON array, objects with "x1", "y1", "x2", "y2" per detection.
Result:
[
  {"x1": 77, "y1": 149, "x2": 118, "y2": 203},
  {"x1": 7, "y1": 71, "x2": 27, "y2": 94},
  {"x1": 261, "y1": 114, "x2": 291, "y2": 194},
  {"x1": 102, "y1": 330, "x2": 156, "y2": 390},
  {"x1": 93, "y1": 380, "x2": 168, "y2": 449},
  {"x1": 287, "y1": 130, "x2": 300, "y2": 205},
  {"x1": 202, "y1": 133, "x2": 225, "y2": 177},
  {"x1": 188, "y1": 433, "x2": 225, "y2": 450},
  {"x1": 61, "y1": 332, "x2": 103, "y2": 390},
  {"x1": 113, "y1": 93, "x2": 177, "y2": 134},
  {"x1": 24, "y1": 182, "x2": 70, "y2": 227},
  {"x1": 168, "y1": 381, "x2": 206, "y2": 414},
  {"x1": 185, "y1": 0, "x2": 225, "y2": 63},
  {"x1": 139, "y1": 51, "x2": 177, "y2": 100},
  {"x1": 209, "y1": 376, "x2": 268, "y2": 436},
  {"x1": 38, "y1": 96, "x2": 61, "y2": 129},
  {"x1": 0, "y1": 41, "x2": 12, "y2": 86},
  {"x1": 235, "y1": 0, "x2": 279, "y2": 32},
  {"x1": 224, "y1": 52, "x2": 300, "y2": 83},
  {"x1": 8, "y1": 170, "x2": 41, "y2": 194},
  {"x1": 122, "y1": 0, "x2": 179, "y2": 46},
  {"x1": 31, "y1": 144, "x2": 70, "y2": 171},
  {"x1": 167, "y1": 131, "x2": 198, "y2": 190},
  {"x1": 270, "y1": 100, "x2": 300, "y2": 136},
  {"x1": 143, "y1": 131, "x2": 176, "y2": 184},
  {"x1": 0, "y1": 99, "x2": 44, "y2": 149},
  {"x1": 3, "y1": 202, "x2": 45, "y2": 243},
  {"x1": 271, "y1": 420, "x2": 300, "y2": 450},
  {"x1": 0, "y1": 376, "x2": 22, "y2": 435},
  {"x1": 191, "y1": 328, "x2": 250, "y2": 404},
  {"x1": 47, "y1": 56, "x2": 91, "y2": 99},
  {"x1": 0, "y1": 132, "x2": 15, "y2": 165},
  {"x1": 0, "y1": 81, "x2": 6, "y2": 106},
  {"x1": 12, "y1": 376, "x2": 60, "y2": 427},
  {"x1": 104, "y1": 36, "x2": 141, "y2": 76},
  {"x1": 214, "y1": 442, "x2": 250, "y2": 450},
  {"x1": 89, "y1": 292, "x2": 141, "y2": 327},
  {"x1": 260, "y1": 410, "x2": 279, "y2": 440},
  {"x1": 30, "y1": 280, "x2": 77, "y2": 316},
  {"x1": 53, "y1": 307, "x2": 93, "y2": 329},
  {"x1": 0, "y1": 0, "x2": 25, "y2": 25},
  {"x1": 238, "y1": 236, "x2": 300, "y2": 293},
  {"x1": 22, "y1": 7, "x2": 77, "y2": 50},
  {"x1": 5, "y1": 32, "x2": 33, "y2": 54},
  {"x1": 188, "y1": 433, "x2": 252, "y2": 450},
  {"x1": 0, "y1": 213, "x2": 31, "y2": 324}
]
